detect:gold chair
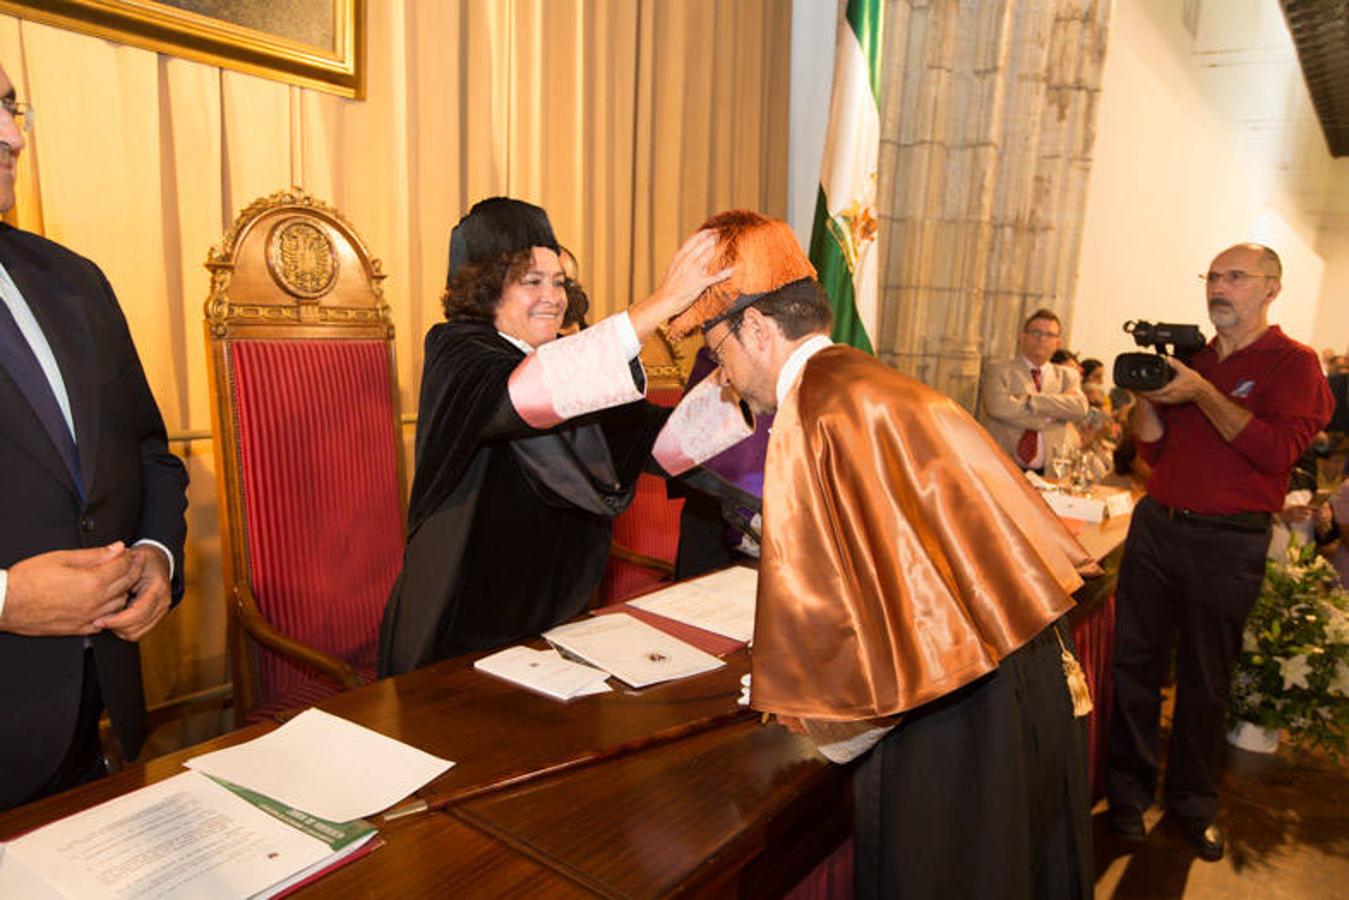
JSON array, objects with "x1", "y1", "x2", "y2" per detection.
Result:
[{"x1": 204, "y1": 188, "x2": 407, "y2": 724}]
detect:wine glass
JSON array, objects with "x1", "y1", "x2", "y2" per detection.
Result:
[{"x1": 1050, "y1": 448, "x2": 1072, "y2": 488}]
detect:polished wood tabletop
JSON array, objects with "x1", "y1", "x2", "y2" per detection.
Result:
[
  {"x1": 456, "y1": 719, "x2": 849, "y2": 898},
  {"x1": 1, "y1": 496, "x2": 1134, "y2": 897},
  {"x1": 0, "y1": 642, "x2": 843, "y2": 898}
]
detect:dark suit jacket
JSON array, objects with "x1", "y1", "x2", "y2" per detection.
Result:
[
  {"x1": 0, "y1": 223, "x2": 187, "y2": 809},
  {"x1": 1329, "y1": 372, "x2": 1349, "y2": 435}
]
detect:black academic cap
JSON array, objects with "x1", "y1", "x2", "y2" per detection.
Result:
[{"x1": 446, "y1": 197, "x2": 560, "y2": 286}]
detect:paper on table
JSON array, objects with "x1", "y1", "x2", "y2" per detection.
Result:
[
  {"x1": 0, "y1": 771, "x2": 365, "y2": 899},
  {"x1": 545, "y1": 613, "x2": 725, "y2": 688},
  {"x1": 627, "y1": 566, "x2": 758, "y2": 642},
  {"x1": 186, "y1": 708, "x2": 453, "y2": 822},
  {"x1": 474, "y1": 645, "x2": 612, "y2": 700}
]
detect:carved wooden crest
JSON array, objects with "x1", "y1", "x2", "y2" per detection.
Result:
[
  {"x1": 205, "y1": 187, "x2": 390, "y2": 340},
  {"x1": 267, "y1": 217, "x2": 340, "y2": 298}
]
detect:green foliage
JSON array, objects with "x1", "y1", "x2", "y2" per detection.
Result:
[{"x1": 1228, "y1": 540, "x2": 1349, "y2": 759}]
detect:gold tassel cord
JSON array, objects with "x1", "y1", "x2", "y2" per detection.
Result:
[{"x1": 1054, "y1": 626, "x2": 1094, "y2": 718}]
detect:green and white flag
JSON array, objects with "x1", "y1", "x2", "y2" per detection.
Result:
[{"x1": 808, "y1": 0, "x2": 883, "y2": 354}]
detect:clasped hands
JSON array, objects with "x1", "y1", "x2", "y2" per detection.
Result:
[{"x1": 1, "y1": 542, "x2": 172, "y2": 641}]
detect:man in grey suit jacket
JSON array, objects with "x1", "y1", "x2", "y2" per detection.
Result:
[
  {"x1": 979, "y1": 308, "x2": 1089, "y2": 471},
  {"x1": 0, "y1": 63, "x2": 188, "y2": 810}
]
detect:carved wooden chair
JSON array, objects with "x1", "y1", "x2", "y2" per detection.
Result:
[{"x1": 204, "y1": 189, "x2": 407, "y2": 724}]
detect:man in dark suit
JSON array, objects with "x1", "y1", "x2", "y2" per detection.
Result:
[{"x1": 0, "y1": 63, "x2": 188, "y2": 810}]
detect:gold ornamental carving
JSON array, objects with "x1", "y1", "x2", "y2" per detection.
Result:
[{"x1": 266, "y1": 217, "x2": 339, "y2": 299}]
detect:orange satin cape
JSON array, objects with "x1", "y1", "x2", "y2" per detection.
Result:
[{"x1": 750, "y1": 346, "x2": 1098, "y2": 721}]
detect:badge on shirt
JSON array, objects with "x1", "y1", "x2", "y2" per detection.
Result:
[{"x1": 1231, "y1": 379, "x2": 1255, "y2": 398}]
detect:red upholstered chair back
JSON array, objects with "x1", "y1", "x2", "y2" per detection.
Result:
[
  {"x1": 600, "y1": 385, "x2": 685, "y2": 604},
  {"x1": 204, "y1": 189, "x2": 407, "y2": 724}
]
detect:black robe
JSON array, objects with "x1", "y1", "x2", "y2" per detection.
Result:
[{"x1": 378, "y1": 321, "x2": 669, "y2": 676}]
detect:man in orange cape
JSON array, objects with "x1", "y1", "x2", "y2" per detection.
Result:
[{"x1": 669, "y1": 210, "x2": 1099, "y2": 899}]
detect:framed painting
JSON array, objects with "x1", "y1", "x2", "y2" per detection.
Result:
[{"x1": 0, "y1": 0, "x2": 364, "y2": 98}]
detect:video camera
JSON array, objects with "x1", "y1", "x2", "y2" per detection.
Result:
[{"x1": 1113, "y1": 320, "x2": 1207, "y2": 391}]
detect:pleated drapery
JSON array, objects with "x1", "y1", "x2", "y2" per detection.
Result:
[{"x1": 0, "y1": 1, "x2": 789, "y2": 732}]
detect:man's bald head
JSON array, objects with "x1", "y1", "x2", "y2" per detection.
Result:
[{"x1": 1217, "y1": 243, "x2": 1281, "y2": 278}]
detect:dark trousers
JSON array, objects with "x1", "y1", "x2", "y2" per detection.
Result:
[
  {"x1": 854, "y1": 625, "x2": 1092, "y2": 899},
  {"x1": 1106, "y1": 496, "x2": 1269, "y2": 822},
  {"x1": 22, "y1": 649, "x2": 107, "y2": 807}
]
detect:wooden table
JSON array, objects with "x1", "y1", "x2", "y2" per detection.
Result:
[
  {"x1": 0, "y1": 647, "x2": 848, "y2": 898},
  {"x1": 2, "y1": 488, "x2": 1136, "y2": 897}
]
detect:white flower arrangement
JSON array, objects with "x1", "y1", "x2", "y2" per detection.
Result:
[{"x1": 1228, "y1": 539, "x2": 1349, "y2": 759}]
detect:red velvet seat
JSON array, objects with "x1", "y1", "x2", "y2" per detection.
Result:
[{"x1": 205, "y1": 189, "x2": 407, "y2": 724}]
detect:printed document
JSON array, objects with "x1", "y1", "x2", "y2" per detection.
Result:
[
  {"x1": 627, "y1": 566, "x2": 758, "y2": 642},
  {"x1": 475, "y1": 645, "x2": 612, "y2": 700},
  {"x1": 545, "y1": 613, "x2": 725, "y2": 688},
  {"x1": 187, "y1": 708, "x2": 453, "y2": 822},
  {"x1": 0, "y1": 770, "x2": 375, "y2": 899}
]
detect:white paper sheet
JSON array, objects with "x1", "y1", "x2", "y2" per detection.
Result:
[
  {"x1": 186, "y1": 708, "x2": 453, "y2": 823},
  {"x1": 627, "y1": 566, "x2": 758, "y2": 642},
  {"x1": 0, "y1": 771, "x2": 349, "y2": 899},
  {"x1": 544, "y1": 613, "x2": 725, "y2": 688},
  {"x1": 474, "y1": 645, "x2": 612, "y2": 700}
]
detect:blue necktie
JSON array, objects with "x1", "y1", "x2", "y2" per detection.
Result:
[{"x1": 0, "y1": 297, "x2": 83, "y2": 495}]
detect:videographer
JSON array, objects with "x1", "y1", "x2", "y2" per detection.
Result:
[{"x1": 1106, "y1": 244, "x2": 1332, "y2": 861}]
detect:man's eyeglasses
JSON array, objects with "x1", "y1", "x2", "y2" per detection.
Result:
[
  {"x1": 1, "y1": 97, "x2": 33, "y2": 133},
  {"x1": 1199, "y1": 270, "x2": 1274, "y2": 288},
  {"x1": 1023, "y1": 328, "x2": 1060, "y2": 340},
  {"x1": 707, "y1": 327, "x2": 737, "y2": 367}
]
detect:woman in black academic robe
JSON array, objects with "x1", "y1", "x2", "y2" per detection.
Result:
[{"x1": 379, "y1": 198, "x2": 732, "y2": 675}]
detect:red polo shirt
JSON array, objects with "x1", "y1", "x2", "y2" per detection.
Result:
[{"x1": 1137, "y1": 325, "x2": 1332, "y2": 514}]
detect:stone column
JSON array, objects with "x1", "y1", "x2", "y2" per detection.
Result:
[{"x1": 875, "y1": 0, "x2": 1111, "y2": 411}]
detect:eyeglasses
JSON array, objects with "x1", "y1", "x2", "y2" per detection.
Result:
[
  {"x1": 1199, "y1": 270, "x2": 1274, "y2": 288},
  {"x1": 707, "y1": 327, "x2": 738, "y2": 367},
  {"x1": 1024, "y1": 328, "x2": 1060, "y2": 340},
  {"x1": 1, "y1": 97, "x2": 33, "y2": 132}
]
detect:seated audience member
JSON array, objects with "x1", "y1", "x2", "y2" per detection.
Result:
[
  {"x1": 378, "y1": 198, "x2": 750, "y2": 675},
  {"x1": 1051, "y1": 347, "x2": 1083, "y2": 376},
  {"x1": 1080, "y1": 358, "x2": 1108, "y2": 410},
  {"x1": 1327, "y1": 483, "x2": 1349, "y2": 586},
  {"x1": 1077, "y1": 357, "x2": 1119, "y2": 476},
  {"x1": 979, "y1": 309, "x2": 1089, "y2": 472},
  {"x1": 1269, "y1": 444, "x2": 1322, "y2": 560},
  {"x1": 1328, "y1": 361, "x2": 1348, "y2": 437}
]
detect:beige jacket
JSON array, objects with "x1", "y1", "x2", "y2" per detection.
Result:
[{"x1": 978, "y1": 357, "x2": 1089, "y2": 468}]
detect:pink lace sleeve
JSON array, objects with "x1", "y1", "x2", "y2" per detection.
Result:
[
  {"x1": 507, "y1": 314, "x2": 645, "y2": 428},
  {"x1": 651, "y1": 376, "x2": 754, "y2": 475}
]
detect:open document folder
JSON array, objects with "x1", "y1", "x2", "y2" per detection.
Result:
[
  {"x1": 544, "y1": 612, "x2": 725, "y2": 688},
  {"x1": 0, "y1": 770, "x2": 378, "y2": 899}
]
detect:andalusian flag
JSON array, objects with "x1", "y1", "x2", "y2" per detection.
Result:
[{"x1": 809, "y1": 0, "x2": 883, "y2": 354}]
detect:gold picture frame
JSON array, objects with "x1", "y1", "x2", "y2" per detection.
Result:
[{"x1": 0, "y1": 0, "x2": 364, "y2": 98}]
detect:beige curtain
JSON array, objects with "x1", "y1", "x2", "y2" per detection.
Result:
[{"x1": 0, "y1": 0, "x2": 789, "y2": 740}]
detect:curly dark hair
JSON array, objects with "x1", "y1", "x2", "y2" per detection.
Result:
[{"x1": 441, "y1": 248, "x2": 590, "y2": 329}]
